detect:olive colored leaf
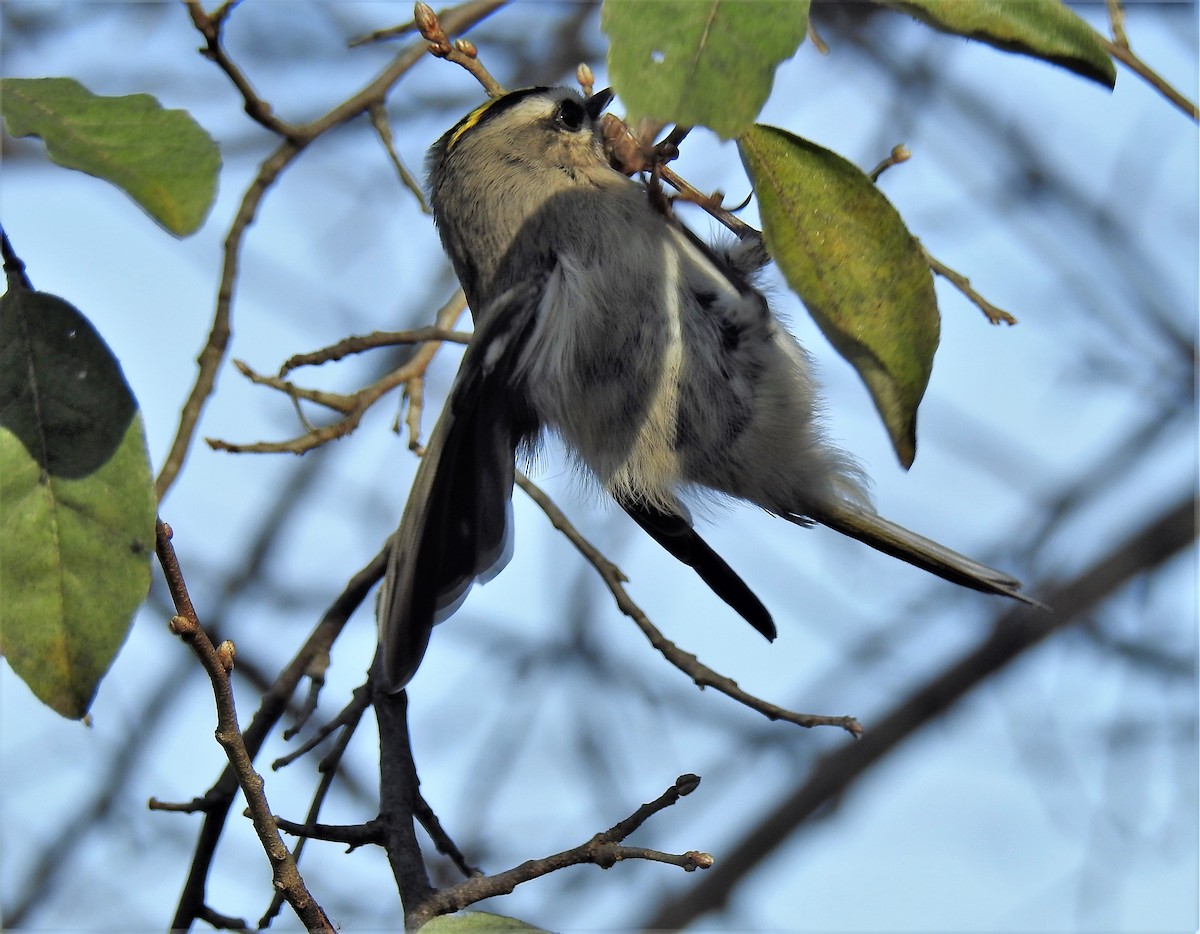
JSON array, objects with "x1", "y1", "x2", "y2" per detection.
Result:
[
  {"x1": 738, "y1": 124, "x2": 939, "y2": 467},
  {"x1": 0, "y1": 77, "x2": 221, "y2": 236},
  {"x1": 0, "y1": 287, "x2": 156, "y2": 719},
  {"x1": 602, "y1": 0, "x2": 809, "y2": 139},
  {"x1": 875, "y1": 0, "x2": 1116, "y2": 88},
  {"x1": 420, "y1": 912, "x2": 548, "y2": 933}
]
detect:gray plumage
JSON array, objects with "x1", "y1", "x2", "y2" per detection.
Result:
[{"x1": 376, "y1": 87, "x2": 1032, "y2": 691}]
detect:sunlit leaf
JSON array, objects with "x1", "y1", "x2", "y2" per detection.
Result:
[
  {"x1": 0, "y1": 287, "x2": 156, "y2": 719},
  {"x1": 602, "y1": 0, "x2": 809, "y2": 139},
  {"x1": 0, "y1": 76, "x2": 221, "y2": 236},
  {"x1": 738, "y1": 124, "x2": 939, "y2": 467}
]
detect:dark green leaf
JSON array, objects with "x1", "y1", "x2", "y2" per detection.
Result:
[
  {"x1": 738, "y1": 124, "x2": 940, "y2": 467},
  {"x1": 602, "y1": 0, "x2": 809, "y2": 139},
  {"x1": 876, "y1": 0, "x2": 1116, "y2": 88},
  {"x1": 0, "y1": 77, "x2": 221, "y2": 236},
  {"x1": 0, "y1": 287, "x2": 156, "y2": 719}
]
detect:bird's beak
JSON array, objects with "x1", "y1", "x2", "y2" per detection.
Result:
[{"x1": 585, "y1": 87, "x2": 614, "y2": 121}]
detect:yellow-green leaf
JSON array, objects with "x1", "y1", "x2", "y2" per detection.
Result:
[
  {"x1": 876, "y1": 0, "x2": 1116, "y2": 88},
  {"x1": 420, "y1": 912, "x2": 548, "y2": 933},
  {"x1": 0, "y1": 287, "x2": 156, "y2": 719},
  {"x1": 0, "y1": 77, "x2": 221, "y2": 236},
  {"x1": 738, "y1": 124, "x2": 939, "y2": 467},
  {"x1": 602, "y1": 0, "x2": 809, "y2": 139}
]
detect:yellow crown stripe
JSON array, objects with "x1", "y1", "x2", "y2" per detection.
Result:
[{"x1": 446, "y1": 99, "x2": 498, "y2": 152}]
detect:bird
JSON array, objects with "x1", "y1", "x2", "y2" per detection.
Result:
[{"x1": 376, "y1": 85, "x2": 1034, "y2": 691}]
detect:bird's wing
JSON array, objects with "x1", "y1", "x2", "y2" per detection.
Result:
[
  {"x1": 377, "y1": 282, "x2": 541, "y2": 691},
  {"x1": 621, "y1": 500, "x2": 776, "y2": 641}
]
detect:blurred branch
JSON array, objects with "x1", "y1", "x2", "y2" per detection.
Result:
[
  {"x1": 154, "y1": 520, "x2": 336, "y2": 932},
  {"x1": 643, "y1": 491, "x2": 1198, "y2": 930}
]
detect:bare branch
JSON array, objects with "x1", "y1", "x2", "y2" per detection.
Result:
[
  {"x1": 1104, "y1": 1, "x2": 1198, "y2": 122},
  {"x1": 155, "y1": 520, "x2": 336, "y2": 932},
  {"x1": 515, "y1": 473, "x2": 863, "y2": 736},
  {"x1": 920, "y1": 242, "x2": 1018, "y2": 326},
  {"x1": 408, "y1": 774, "x2": 713, "y2": 928}
]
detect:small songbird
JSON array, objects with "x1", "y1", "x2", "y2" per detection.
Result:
[{"x1": 376, "y1": 86, "x2": 1033, "y2": 690}]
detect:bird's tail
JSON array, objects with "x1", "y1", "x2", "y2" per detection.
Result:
[{"x1": 807, "y1": 503, "x2": 1043, "y2": 608}]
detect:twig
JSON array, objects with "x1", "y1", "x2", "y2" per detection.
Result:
[
  {"x1": 514, "y1": 474, "x2": 863, "y2": 737},
  {"x1": 1104, "y1": 1, "x2": 1198, "y2": 122},
  {"x1": 210, "y1": 295, "x2": 469, "y2": 455},
  {"x1": 415, "y1": 2, "x2": 506, "y2": 97},
  {"x1": 868, "y1": 144, "x2": 911, "y2": 183},
  {"x1": 415, "y1": 793, "x2": 482, "y2": 878},
  {"x1": 168, "y1": 544, "x2": 389, "y2": 930},
  {"x1": 349, "y1": 18, "x2": 420, "y2": 48},
  {"x1": 184, "y1": 0, "x2": 298, "y2": 137},
  {"x1": 154, "y1": 520, "x2": 335, "y2": 933},
  {"x1": 1, "y1": 226, "x2": 34, "y2": 291},
  {"x1": 807, "y1": 17, "x2": 830, "y2": 56},
  {"x1": 408, "y1": 774, "x2": 712, "y2": 928},
  {"x1": 274, "y1": 681, "x2": 370, "y2": 769},
  {"x1": 157, "y1": 1, "x2": 500, "y2": 503},
  {"x1": 644, "y1": 492, "x2": 1199, "y2": 930},
  {"x1": 370, "y1": 101, "x2": 431, "y2": 212},
  {"x1": 920, "y1": 243, "x2": 1018, "y2": 326},
  {"x1": 259, "y1": 685, "x2": 374, "y2": 928}
]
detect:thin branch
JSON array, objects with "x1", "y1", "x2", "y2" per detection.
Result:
[
  {"x1": 210, "y1": 295, "x2": 469, "y2": 455},
  {"x1": 643, "y1": 492, "x2": 1199, "y2": 929},
  {"x1": 280, "y1": 323, "x2": 469, "y2": 375},
  {"x1": 415, "y1": 2, "x2": 507, "y2": 97},
  {"x1": 169, "y1": 544, "x2": 389, "y2": 930},
  {"x1": 369, "y1": 101, "x2": 431, "y2": 212},
  {"x1": 920, "y1": 242, "x2": 1018, "y2": 326},
  {"x1": 158, "y1": 1, "x2": 501, "y2": 503},
  {"x1": 1103, "y1": 0, "x2": 1198, "y2": 123},
  {"x1": 155, "y1": 520, "x2": 335, "y2": 933},
  {"x1": 273, "y1": 681, "x2": 371, "y2": 770},
  {"x1": 514, "y1": 473, "x2": 863, "y2": 737},
  {"x1": 868, "y1": 143, "x2": 911, "y2": 183},
  {"x1": 415, "y1": 793, "x2": 482, "y2": 878},
  {"x1": 408, "y1": 774, "x2": 712, "y2": 928},
  {"x1": 155, "y1": 139, "x2": 299, "y2": 501},
  {"x1": 184, "y1": 0, "x2": 298, "y2": 137}
]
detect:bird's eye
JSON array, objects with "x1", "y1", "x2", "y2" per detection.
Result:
[{"x1": 555, "y1": 98, "x2": 586, "y2": 131}]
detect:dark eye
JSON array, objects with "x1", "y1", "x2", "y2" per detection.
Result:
[{"x1": 555, "y1": 98, "x2": 586, "y2": 131}]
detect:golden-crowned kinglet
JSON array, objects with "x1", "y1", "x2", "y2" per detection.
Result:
[{"x1": 377, "y1": 86, "x2": 1034, "y2": 690}]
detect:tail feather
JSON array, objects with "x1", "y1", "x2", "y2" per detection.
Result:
[
  {"x1": 623, "y1": 502, "x2": 777, "y2": 641},
  {"x1": 808, "y1": 503, "x2": 1043, "y2": 608}
]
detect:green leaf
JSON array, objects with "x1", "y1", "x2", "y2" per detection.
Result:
[
  {"x1": 738, "y1": 125, "x2": 939, "y2": 467},
  {"x1": 0, "y1": 77, "x2": 221, "y2": 236},
  {"x1": 0, "y1": 287, "x2": 156, "y2": 719},
  {"x1": 875, "y1": 0, "x2": 1116, "y2": 88},
  {"x1": 602, "y1": 0, "x2": 809, "y2": 139},
  {"x1": 420, "y1": 912, "x2": 549, "y2": 933}
]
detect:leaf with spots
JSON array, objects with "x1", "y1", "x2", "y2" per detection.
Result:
[
  {"x1": 738, "y1": 124, "x2": 939, "y2": 467},
  {"x1": 0, "y1": 285, "x2": 155, "y2": 719},
  {"x1": 602, "y1": 0, "x2": 810, "y2": 139}
]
